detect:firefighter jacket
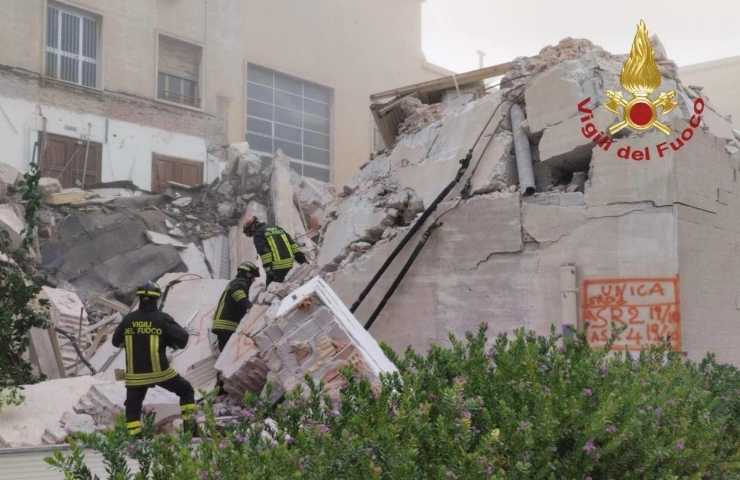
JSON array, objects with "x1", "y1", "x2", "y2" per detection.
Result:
[
  {"x1": 253, "y1": 223, "x2": 303, "y2": 272},
  {"x1": 212, "y1": 277, "x2": 253, "y2": 333},
  {"x1": 112, "y1": 304, "x2": 189, "y2": 387}
]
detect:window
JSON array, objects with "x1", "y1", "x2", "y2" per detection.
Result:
[
  {"x1": 246, "y1": 64, "x2": 332, "y2": 182},
  {"x1": 157, "y1": 35, "x2": 202, "y2": 108},
  {"x1": 46, "y1": 3, "x2": 99, "y2": 88}
]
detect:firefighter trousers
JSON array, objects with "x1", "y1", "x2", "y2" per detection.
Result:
[
  {"x1": 125, "y1": 374, "x2": 195, "y2": 435},
  {"x1": 266, "y1": 268, "x2": 290, "y2": 286},
  {"x1": 214, "y1": 330, "x2": 234, "y2": 395}
]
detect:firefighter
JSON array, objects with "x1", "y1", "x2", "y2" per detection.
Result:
[
  {"x1": 112, "y1": 281, "x2": 197, "y2": 436},
  {"x1": 242, "y1": 216, "x2": 307, "y2": 286},
  {"x1": 212, "y1": 261, "x2": 260, "y2": 351},
  {"x1": 212, "y1": 261, "x2": 259, "y2": 395}
]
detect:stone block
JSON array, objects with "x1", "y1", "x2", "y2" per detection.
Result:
[
  {"x1": 470, "y1": 130, "x2": 515, "y2": 194},
  {"x1": 39, "y1": 177, "x2": 62, "y2": 197},
  {"x1": 146, "y1": 230, "x2": 187, "y2": 249},
  {"x1": 524, "y1": 57, "x2": 610, "y2": 135},
  {"x1": 537, "y1": 106, "x2": 613, "y2": 172},
  {"x1": 216, "y1": 277, "x2": 396, "y2": 403},
  {"x1": 0, "y1": 203, "x2": 24, "y2": 251}
]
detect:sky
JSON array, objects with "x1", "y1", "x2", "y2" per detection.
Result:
[{"x1": 422, "y1": 0, "x2": 740, "y2": 73}]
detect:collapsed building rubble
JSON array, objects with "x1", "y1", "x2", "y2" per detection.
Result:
[
  {"x1": 323, "y1": 36, "x2": 740, "y2": 368},
  {"x1": 215, "y1": 266, "x2": 396, "y2": 405},
  {"x1": 4, "y1": 33, "x2": 740, "y2": 449}
]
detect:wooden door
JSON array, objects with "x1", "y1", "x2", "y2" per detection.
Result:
[
  {"x1": 151, "y1": 154, "x2": 204, "y2": 193},
  {"x1": 40, "y1": 133, "x2": 102, "y2": 188}
]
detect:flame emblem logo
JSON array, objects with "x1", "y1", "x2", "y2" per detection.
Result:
[{"x1": 605, "y1": 20, "x2": 678, "y2": 135}]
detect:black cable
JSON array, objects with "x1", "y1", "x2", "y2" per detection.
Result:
[
  {"x1": 350, "y1": 150, "x2": 471, "y2": 314},
  {"x1": 360, "y1": 96, "x2": 514, "y2": 329},
  {"x1": 364, "y1": 224, "x2": 441, "y2": 330}
]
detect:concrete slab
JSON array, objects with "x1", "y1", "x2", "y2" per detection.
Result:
[
  {"x1": 157, "y1": 273, "x2": 227, "y2": 391},
  {"x1": 179, "y1": 243, "x2": 212, "y2": 279},
  {"x1": 524, "y1": 58, "x2": 603, "y2": 135},
  {"x1": 203, "y1": 235, "x2": 230, "y2": 279},
  {"x1": 0, "y1": 162, "x2": 20, "y2": 186},
  {"x1": 394, "y1": 157, "x2": 461, "y2": 208},
  {"x1": 0, "y1": 376, "x2": 105, "y2": 447},
  {"x1": 146, "y1": 231, "x2": 187, "y2": 249},
  {"x1": 271, "y1": 153, "x2": 306, "y2": 239},
  {"x1": 470, "y1": 130, "x2": 515, "y2": 194},
  {"x1": 427, "y1": 93, "x2": 503, "y2": 164},
  {"x1": 537, "y1": 107, "x2": 613, "y2": 172},
  {"x1": 317, "y1": 185, "x2": 391, "y2": 267},
  {"x1": 217, "y1": 277, "x2": 396, "y2": 403}
]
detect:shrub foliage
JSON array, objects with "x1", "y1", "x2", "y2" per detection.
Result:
[{"x1": 48, "y1": 327, "x2": 740, "y2": 479}]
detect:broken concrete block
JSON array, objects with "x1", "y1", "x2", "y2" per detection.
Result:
[
  {"x1": 0, "y1": 203, "x2": 25, "y2": 250},
  {"x1": 0, "y1": 161, "x2": 20, "y2": 186},
  {"x1": 216, "y1": 278, "x2": 397, "y2": 403},
  {"x1": 61, "y1": 411, "x2": 96, "y2": 435},
  {"x1": 537, "y1": 106, "x2": 613, "y2": 172},
  {"x1": 525, "y1": 58, "x2": 605, "y2": 135},
  {"x1": 394, "y1": 157, "x2": 461, "y2": 208},
  {"x1": 171, "y1": 196, "x2": 192, "y2": 207},
  {"x1": 427, "y1": 93, "x2": 503, "y2": 164},
  {"x1": 156, "y1": 274, "x2": 228, "y2": 392},
  {"x1": 39, "y1": 177, "x2": 63, "y2": 197},
  {"x1": 0, "y1": 376, "x2": 104, "y2": 447},
  {"x1": 71, "y1": 382, "x2": 182, "y2": 432},
  {"x1": 271, "y1": 152, "x2": 307, "y2": 240},
  {"x1": 83, "y1": 244, "x2": 184, "y2": 300},
  {"x1": 218, "y1": 202, "x2": 236, "y2": 218},
  {"x1": 203, "y1": 234, "x2": 230, "y2": 279},
  {"x1": 470, "y1": 130, "x2": 515, "y2": 194},
  {"x1": 317, "y1": 184, "x2": 393, "y2": 267},
  {"x1": 146, "y1": 230, "x2": 187, "y2": 249},
  {"x1": 229, "y1": 200, "x2": 268, "y2": 281},
  {"x1": 180, "y1": 243, "x2": 212, "y2": 279},
  {"x1": 0, "y1": 162, "x2": 20, "y2": 199},
  {"x1": 41, "y1": 286, "x2": 93, "y2": 375}
]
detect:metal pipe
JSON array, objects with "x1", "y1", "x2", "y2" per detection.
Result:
[{"x1": 510, "y1": 104, "x2": 535, "y2": 196}]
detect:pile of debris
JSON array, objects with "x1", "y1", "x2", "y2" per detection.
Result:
[
  {"x1": 4, "y1": 32, "x2": 740, "y2": 448},
  {"x1": 319, "y1": 34, "x2": 740, "y2": 360},
  {"x1": 1, "y1": 138, "x2": 398, "y2": 447}
]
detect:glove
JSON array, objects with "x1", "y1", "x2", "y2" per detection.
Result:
[{"x1": 294, "y1": 251, "x2": 307, "y2": 264}]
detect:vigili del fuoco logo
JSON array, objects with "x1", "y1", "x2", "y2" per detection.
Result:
[{"x1": 576, "y1": 20, "x2": 705, "y2": 161}]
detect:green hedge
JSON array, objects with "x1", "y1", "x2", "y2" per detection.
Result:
[{"x1": 49, "y1": 327, "x2": 740, "y2": 479}]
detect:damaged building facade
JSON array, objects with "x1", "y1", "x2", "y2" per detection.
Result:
[
  {"x1": 322, "y1": 37, "x2": 740, "y2": 367},
  {"x1": 0, "y1": 0, "x2": 445, "y2": 190}
]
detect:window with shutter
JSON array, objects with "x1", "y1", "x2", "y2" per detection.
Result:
[{"x1": 157, "y1": 35, "x2": 202, "y2": 108}]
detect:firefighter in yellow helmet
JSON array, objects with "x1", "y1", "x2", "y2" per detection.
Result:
[
  {"x1": 211, "y1": 261, "x2": 260, "y2": 395},
  {"x1": 243, "y1": 217, "x2": 307, "y2": 286},
  {"x1": 211, "y1": 261, "x2": 260, "y2": 351},
  {"x1": 112, "y1": 281, "x2": 197, "y2": 436}
]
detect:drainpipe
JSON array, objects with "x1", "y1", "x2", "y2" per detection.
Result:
[
  {"x1": 510, "y1": 104, "x2": 535, "y2": 196},
  {"x1": 560, "y1": 264, "x2": 578, "y2": 338}
]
